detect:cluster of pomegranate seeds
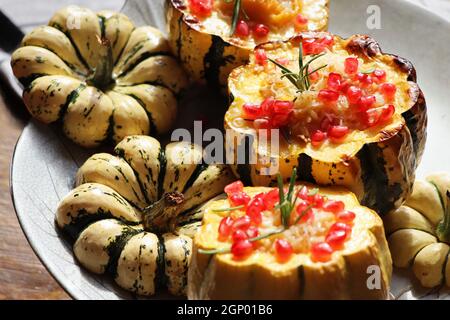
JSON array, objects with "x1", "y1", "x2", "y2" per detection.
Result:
[
  {"x1": 217, "y1": 181, "x2": 355, "y2": 263},
  {"x1": 302, "y1": 35, "x2": 334, "y2": 55},
  {"x1": 234, "y1": 20, "x2": 271, "y2": 38},
  {"x1": 188, "y1": 0, "x2": 213, "y2": 18},
  {"x1": 307, "y1": 55, "x2": 398, "y2": 147},
  {"x1": 219, "y1": 181, "x2": 281, "y2": 260},
  {"x1": 242, "y1": 97, "x2": 294, "y2": 129}
]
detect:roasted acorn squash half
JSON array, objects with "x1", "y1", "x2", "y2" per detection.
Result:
[
  {"x1": 188, "y1": 179, "x2": 392, "y2": 299},
  {"x1": 224, "y1": 32, "x2": 427, "y2": 215},
  {"x1": 385, "y1": 172, "x2": 450, "y2": 288},
  {"x1": 11, "y1": 6, "x2": 188, "y2": 148},
  {"x1": 56, "y1": 135, "x2": 234, "y2": 296},
  {"x1": 167, "y1": 0, "x2": 329, "y2": 90}
]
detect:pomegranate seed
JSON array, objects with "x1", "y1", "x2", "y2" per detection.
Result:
[
  {"x1": 229, "y1": 191, "x2": 250, "y2": 207},
  {"x1": 296, "y1": 14, "x2": 308, "y2": 25},
  {"x1": 275, "y1": 239, "x2": 294, "y2": 263},
  {"x1": 260, "y1": 97, "x2": 274, "y2": 115},
  {"x1": 344, "y1": 57, "x2": 359, "y2": 74},
  {"x1": 218, "y1": 216, "x2": 234, "y2": 241},
  {"x1": 188, "y1": 0, "x2": 213, "y2": 17},
  {"x1": 224, "y1": 181, "x2": 244, "y2": 195},
  {"x1": 311, "y1": 130, "x2": 326, "y2": 147},
  {"x1": 253, "y1": 24, "x2": 270, "y2": 37},
  {"x1": 363, "y1": 108, "x2": 381, "y2": 127},
  {"x1": 298, "y1": 186, "x2": 310, "y2": 200},
  {"x1": 235, "y1": 20, "x2": 249, "y2": 37},
  {"x1": 231, "y1": 240, "x2": 253, "y2": 259},
  {"x1": 310, "y1": 242, "x2": 333, "y2": 262},
  {"x1": 327, "y1": 72, "x2": 342, "y2": 91},
  {"x1": 246, "y1": 198, "x2": 264, "y2": 225},
  {"x1": 246, "y1": 226, "x2": 259, "y2": 238},
  {"x1": 325, "y1": 229, "x2": 347, "y2": 249},
  {"x1": 322, "y1": 200, "x2": 345, "y2": 213},
  {"x1": 243, "y1": 103, "x2": 262, "y2": 120},
  {"x1": 272, "y1": 100, "x2": 294, "y2": 114},
  {"x1": 262, "y1": 189, "x2": 279, "y2": 210},
  {"x1": 232, "y1": 229, "x2": 248, "y2": 242},
  {"x1": 336, "y1": 210, "x2": 356, "y2": 223},
  {"x1": 379, "y1": 104, "x2": 395, "y2": 123},
  {"x1": 254, "y1": 49, "x2": 267, "y2": 65},
  {"x1": 312, "y1": 194, "x2": 324, "y2": 208},
  {"x1": 329, "y1": 222, "x2": 352, "y2": 235},
  {"x1": 373, "y1": 69, "x2": 386, "y2": 82},
  {"x1": 327, "y1": 125, "x2": 349, "y2": 140},
  {"x1": 357, "y1": 73, "x2": 373, "y2": 88},
  {"x1": 338, "y1": 79, "x2": 351, "y2": 93},
  {"x1": 346, "y1": 86, "x2": 362, "y2": 104},
  {"x1": 296, "y1": 200, "x2": 313, "y2": 223},
  {"x1": 318, "y1": 89, "x2": 340, "y2": 103},
  {"x1": 380, "y1": 83, "x2": 396, "y2": 100},
  {"x1": 320, "y1": 34, "x2": 334, "y2": 46},
  {"x1": 232, "y1": 215, "x2": 251, "y2": 231},
  {"x1": 357, "y1": 95, "x2": 376, "y2": 111}
]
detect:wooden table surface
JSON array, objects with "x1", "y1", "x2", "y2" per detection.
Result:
[{"x1": 0, "y1": 81, "x2": 70, "y2": 300}]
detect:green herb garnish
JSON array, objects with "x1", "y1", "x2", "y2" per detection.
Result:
[
  {"x1": 225, "y1": 0, "x2": 243, "y2": 36},
  {"x1": 360, "y1": 68, "x2": 375, "y2": 74},
  {"x1": 213, "y1": 205, "x2": 245, "y2": 212},
  {"x1": 269, "y1": 43, "x2": 327, "y2": 93}
]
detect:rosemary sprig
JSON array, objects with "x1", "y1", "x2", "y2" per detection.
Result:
[
  {"x1": 360, "y1": 68, "x2": 375, "y2": 74},
  {"x1": 198, "y1": 227, "x2": 285, "y2": 255},
  {"x1": 213, "y1": 205, "x2": 244, "y2": 212},
  {"x1": 226, "y1": 0, "x2": 242, "y2": 36},
  {"x1": 269, "y1": 43, "x2": 328, "y2": 93}
]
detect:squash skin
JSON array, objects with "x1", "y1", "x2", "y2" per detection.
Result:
[
  {"x1": 188, "y1": 185, "x2": 392, "y2": 300},
  {"x1": 11, "y1": 6, "x2": 188, "y2": 148},
  {"x1": 56, "y1": 136, "x2": 234, "y2": 296},
  {"x1": 225, "y1": 33, "x2": 427, "y2": 215},
  {"x1": 385, "y1": 173, "x2": 450, "y2": 288},
  {"x1": 166, "y1": 0, "x2": 329, "y2": 90}
]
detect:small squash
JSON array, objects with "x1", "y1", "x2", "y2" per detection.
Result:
[
  {"x1": 166, "y1": 0, "x2": 329, "y2": 90},
  {"x1": 188, "y1": 178, "x2": 392, "y2": 299},
  {"x1": 11, "y1": 6, "x2": 188, "y2": 148},
  {"x1": 385, "y1": 173, "x2": 450, "y2": 288},
  {"x1": 56, "y1": 135, "x2": 234, "y2": 296},
  {"x1": 224, "y1": 32, "x2": 427, "y2": 215}
]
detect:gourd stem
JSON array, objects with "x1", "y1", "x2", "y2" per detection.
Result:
[
  {"x1": 143, "y1": 192, "x2": 185, "y2": 233},
  {"x1": 88, "y1": 36, "x2": 114, "y2": 90},
  {"x1": 436, "y1": 191, "x2": 450, "y2": 243}
]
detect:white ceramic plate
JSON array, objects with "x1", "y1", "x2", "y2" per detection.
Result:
[{"x1": 10, "y1": 0, "x2": 450, "y2": 299}]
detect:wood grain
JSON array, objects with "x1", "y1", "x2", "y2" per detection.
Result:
[{"x1": 0, "y1": 80, "x2": 70, "y2": 300}]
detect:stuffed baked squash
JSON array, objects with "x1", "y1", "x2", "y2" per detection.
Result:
[
  {"x1": 11, "y1": 6, "x2": 188, "y2": 148},
  {"x1": 225, "y1": 32, "x2": 427, "y2": 215},
  {"x1": 56, "y1": 135, "x2": 233, "y2": 296},
  {"x1": 385, "y1": 172, "x2": 450, "y2": 288},
  {"x1": 188, "y1": 172, "x2": 392, "y2": 299},
  {"x1": 167, "y1": 0, "x2": 329, "y2": 89}
]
